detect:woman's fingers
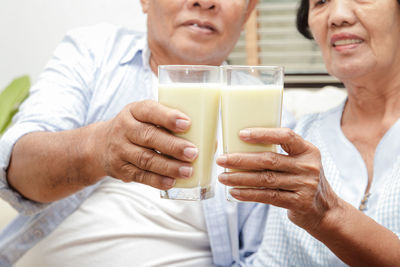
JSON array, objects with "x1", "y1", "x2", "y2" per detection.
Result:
[
  {"x1": 218, "y1": 171, "x2": 299, "y2": 191},
  {"x1": 239, "y1": 127, "x2": 312, "y2": 156},
  {"x1": 216, "y1": 127, "x2": 337, "y2": 232},
  {"x1": 228, "y1": 187, "x2": 297, "y2": 209},
  {"x1": 217, "y1": 127, "x2": 322, "y2": 177},
  {"x1": 217, "y1": 151, "x2": 296, "y2": 172}
]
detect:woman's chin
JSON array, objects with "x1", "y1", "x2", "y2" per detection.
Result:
[{"x1": 329, "y1": 65, "x2": 368, "y2": 82}]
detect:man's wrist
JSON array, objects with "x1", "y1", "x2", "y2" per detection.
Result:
[{"x1": 76, "y1": 122, "x2": 107, "y2": 185}]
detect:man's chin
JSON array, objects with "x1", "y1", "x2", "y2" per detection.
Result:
[{"x1": 175, "y1": 48, "x2": 225, "y2": 65}]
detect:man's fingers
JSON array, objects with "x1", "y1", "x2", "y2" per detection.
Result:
[
  {"x1": 239, "y1": 128, "x2": 311, "y2": 156},
  {"x1": 127, "y1": 121, "x2": 198, "y2": 162},
  {"x1": 121, "y1": 145, "x2": 194, "y2": 179},
  {"x1": 118, "y1": 163, "x2": 177, "y2": 190},
  {"x1": 129, "y1": 100, "x2": 191, "y2": 133}
]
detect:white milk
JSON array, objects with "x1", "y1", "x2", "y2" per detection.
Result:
[
  {"x1": 158, "y1": 83, "x2": 220, "y2": 188},
  {"x1": 221, "y1": 85, "x2": 282, "y2": 154}
]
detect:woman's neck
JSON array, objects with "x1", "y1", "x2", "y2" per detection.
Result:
[
  {"x1": 342, "y1": 78, "x2": 400, "y2": 127},
  {"x1": 341, "y1": 78, "x2": 400, "y2": 181}
]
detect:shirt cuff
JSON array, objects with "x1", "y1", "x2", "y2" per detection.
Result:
[{"x1": 0, "y1": 123, "x2": 50, "y2": 216}]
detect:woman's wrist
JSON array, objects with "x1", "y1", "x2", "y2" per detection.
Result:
[{"x1": 308, "y1": 195, "x2": 349, "y2": 240}]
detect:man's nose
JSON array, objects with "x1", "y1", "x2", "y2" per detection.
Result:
[
  {"x1": 187, "y1": 0, "x2": 220, "y2": 11},
  {"x1": 328, "y1": 0, "x2": 357, "y2": 28}
]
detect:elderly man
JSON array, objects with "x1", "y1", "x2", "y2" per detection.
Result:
[{"x1": 0, "y1": 0, "x2": 293, "y2": 266}]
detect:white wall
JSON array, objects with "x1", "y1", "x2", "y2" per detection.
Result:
[{"x1": 0, "y1": 0, "x2": 146, "y2": 90}]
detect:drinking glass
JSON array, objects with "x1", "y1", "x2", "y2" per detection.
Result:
[
  {"x1": 158, "y1": 65, "x2": 221, "y2": 200},
  {"x1": 221, "y1": 65, "x2": 284, "y2": 201}
]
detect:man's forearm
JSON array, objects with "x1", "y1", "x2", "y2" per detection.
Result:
[{"x1": 7, "y1": 123, "x2": 105, "y2": 203}]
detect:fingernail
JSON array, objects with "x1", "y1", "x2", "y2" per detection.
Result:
[
  {"x1": 239, "y1": 129, "x2": 251, "y2": 140},
  {"x1": 218, "y1": 173, "x2": 228, "y2": 182},
  {"x1": 230, "y1": 188, "x2": 241, "y2": 196},
  {"x1": 184, "y1": 147, "x2": 198, "y2": 161},
  {"x1": 217, "y1": 155, "x2": 227, "y2": 164},
  {"x1": 176, "y1": 119, "x2": 190, "y2": 131},
  {"x1": 163, "y1": 177, "x2": 176, "y2": 187},
  {"x1": 179, "y1": 166, "x2": 193, "y2": 178}
]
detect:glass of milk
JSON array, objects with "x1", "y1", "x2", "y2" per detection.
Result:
[
  {"x1": 158, "y1": 65, "x2": 221, "y2": 200},
  {"x1": 221, "y1": 65, "x2": 284, "y2": 201}
]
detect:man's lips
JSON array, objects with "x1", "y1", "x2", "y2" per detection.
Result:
[{"x1": 182, "y1": 20, "x2": 218, "y2": 34}]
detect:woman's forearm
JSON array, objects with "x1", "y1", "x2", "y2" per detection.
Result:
[
  {"x1": 216, "y1": 127, "x2": 400, "y2": 266},
  {"x1": 7, "y1": 123, "x2": 105, "y2": 203},
  {"x1": 313, "y1": 199, "x2": 400, "y2": 267}
]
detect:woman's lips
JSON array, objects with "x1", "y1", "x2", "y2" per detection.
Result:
[
  {"x1": 331, "y1": 33, "x2": 364, "y2": 51},
  {"x1": 333, "y1": 39, "x2": 363, "y2": 47}
]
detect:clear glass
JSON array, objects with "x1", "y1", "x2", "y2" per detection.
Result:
[
  {"x1": 221, "y1": 65, "x2": 284, "y2": 201},
  {"x1": 158, "y1": 65, "x2": 221, "y2": 200}
]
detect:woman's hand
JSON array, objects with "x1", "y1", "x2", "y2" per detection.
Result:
[
  {"x1": 217, "y1": 127, "x2": 339, "y2": 232},
  {"x1": 92, "y1": 100, "x2": 198, "y2": 190}
]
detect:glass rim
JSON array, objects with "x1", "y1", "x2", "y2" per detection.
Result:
[
  {"x1": 222, "y1": 65, "x2": 284, "y2": 71},
  {"x1": 158, "y1": 65, "x2": 220, "y2": 71}
]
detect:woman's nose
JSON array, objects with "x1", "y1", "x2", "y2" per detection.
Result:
[{"x1": 328, "y1": 0, "x2": 357, "y2": 28}]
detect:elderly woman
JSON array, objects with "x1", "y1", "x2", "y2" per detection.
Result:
[{"x1": 217, "y1": 0, "x2": 400, "y2": 266}]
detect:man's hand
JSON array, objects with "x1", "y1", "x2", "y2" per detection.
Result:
[
  {"x1": 7, "y1": 100, "x2": 198, "y2": 203},
  {"x1": 93, "y1": 100, "x2": 198, "y2": 190}
]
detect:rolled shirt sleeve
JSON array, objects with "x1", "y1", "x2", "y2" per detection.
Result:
[{"x1": 0, "y1": 28, "x2": 96, "y2": 216}]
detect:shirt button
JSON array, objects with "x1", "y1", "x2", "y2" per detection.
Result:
[{"x1": 34, "y1": 229, "x2": 43, "y2": 238}]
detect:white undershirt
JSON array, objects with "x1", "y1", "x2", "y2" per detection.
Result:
[{"x1": 16, "y1": 178, "x2": 213, "y2": 267}]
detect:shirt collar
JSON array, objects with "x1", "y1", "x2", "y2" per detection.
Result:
[
  {"x1": 141, "y1": 36, "x2": 152, "y2": 70},
  {"x1": 119, "y1": 33, "x2": 150, "y2": 68}
]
